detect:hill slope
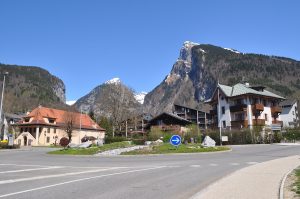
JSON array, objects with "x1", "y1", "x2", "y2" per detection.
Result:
[
  {"x1": 0, "y1": 63, "x2": 66, "y2": 113},
  {"x1": 143, "y1": 42, "x2": 300, "y2": 116}
]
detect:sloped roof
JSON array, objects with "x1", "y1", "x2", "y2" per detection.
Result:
[
  {"x1": 149, "y1": 112, "x2": 192, "y2": 125},
  {"x1": 218, "y1": 83, "x2": 285, "y2": 99},
  {"x1": 20, "y1": 106, "x2": 105, "y2": 131},
  {"x1": 279, "y1": 99, "x2": 297, "y2": 107}
]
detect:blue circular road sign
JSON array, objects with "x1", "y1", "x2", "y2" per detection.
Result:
[{"x1": 170, "y1": 135, "x2": 181, "y2": 146}]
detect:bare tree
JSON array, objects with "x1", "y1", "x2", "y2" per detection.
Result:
[
  {"x1": 108, "y1": 83, "x2": 137, "y2": 137},
  {"x1": 63, "y1": 110, "x2": 76, "y2": 142}
]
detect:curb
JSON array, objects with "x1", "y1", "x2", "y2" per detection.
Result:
[{"x1": 279, "y1": 165, "x2": 299, "y2": 199}]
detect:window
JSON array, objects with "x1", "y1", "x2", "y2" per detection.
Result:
[
  {"x1": 24, "y1": 118, "x2": 29, "y2": 122},
  {"x1": 222, "y1": 106, "x2": 225, "y2": 115},
  {"x1": 222, "y1": 121, "x2": 226, "y2": 128},
  {"x1": 265, "y1": 114, "x2": 268, "y2": 121},
  {"x1": 54, "y1": 128, "x2": 56, "y2": 134},
  {"x1": 46, "y1": 137, "x2": 50, "y2": 143},
  {"x1": 292, "y1": 111, "x2": 295, "y2": 115},
  {"x1": 49, "y1": 119, "x2": 55, "y2": 123},
  {"x1": 47, "y1": 128, "x2": 50, "y2": 133}
]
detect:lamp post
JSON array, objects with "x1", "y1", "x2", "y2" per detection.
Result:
[{"x1": 0, "y1": 72, "x2": 8, "y2": 140}]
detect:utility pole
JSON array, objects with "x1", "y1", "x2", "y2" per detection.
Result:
[
  {"x1": 217, "y1": 82, "x2": 222, "y2": 146},
  {"x1": 0, "y1": 72, "x2": 8, "y2": 140}
]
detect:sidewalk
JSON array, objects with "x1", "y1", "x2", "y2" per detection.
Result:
[{"x1": 191, "y1": 155, "x2": 300, "y2": 199}]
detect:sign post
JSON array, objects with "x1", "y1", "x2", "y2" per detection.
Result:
[
  {"x1": 8, "y1": 134, "x2": 14, "y2": 147},
  {"x1": 170, "y1": 135, "x2": 181, "y2": 149}
]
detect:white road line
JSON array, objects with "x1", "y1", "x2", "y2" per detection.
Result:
[
  {"x1": 0, "y1": 163, "x2": 50, "y2": 167},
  {"x1": 0, "y1": 166, "x2": 166, "y2": 198},
  {"x1": 247, "y1": 162, "x2": 259, "y2": 165},
  {"x1": 230, "y1": 163, "x2": 240, "y2": 166},
  {"x1": 0, "y1": 166, "x2": 62, "y2": 174},
  {"x1": 209, "y1": 163, "x2": 218, "y2": 167},
  {"x1": 0, "y1": 167, "x2": 123, "y2": 185},
  {"x1": 190, "y1": 165, "x2": 201, "y2": 168}
]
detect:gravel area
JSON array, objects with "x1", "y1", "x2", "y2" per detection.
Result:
[
  {"x1": 95, "y1": 145, "x2": 149, "y2": 156},
  {"x1": 284, "y1": 168, "x2": 300, "y2": 199}
]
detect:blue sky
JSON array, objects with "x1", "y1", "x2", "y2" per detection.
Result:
[{"x1": 0, "y1": 0, "x2": 299, "y2": 101}]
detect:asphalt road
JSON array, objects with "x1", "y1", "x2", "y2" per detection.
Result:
[{"x1": 0, "y1": 144, "x2": 299, "y2": 199}]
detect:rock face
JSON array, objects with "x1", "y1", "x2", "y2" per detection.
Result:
[
  {"x1": 143, "y1": 42, "x2": 300, "y2": 116},
  {"x1": 74, "y1": 78, "x2": 142, "y2": 119},
  {"x1": 0, "y1": 64, "x2": 66, "y2": 113}
]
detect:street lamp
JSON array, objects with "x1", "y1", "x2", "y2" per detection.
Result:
[{"x1": 0, "y1": 72, "x2": 8, "y2": 140}]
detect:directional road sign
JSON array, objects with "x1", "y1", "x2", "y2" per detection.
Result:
[{"x1": 170, "y1": 135, "x2": 181, "y2": 146}]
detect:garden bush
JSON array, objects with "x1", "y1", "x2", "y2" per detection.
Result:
[{"x1": 105, "y1": 136, "x2": 128, "y2": 144}]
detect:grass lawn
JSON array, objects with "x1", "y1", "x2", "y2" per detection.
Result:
[
  {"x1": 47, "y1": 141, "x2": 134, "y2": 155},
  {"x1": 122, "y1": 143, "x2": 230, "y2": 155},
  {"x1": 293, "y1": 168, "x2": 300, "y2": 195}
]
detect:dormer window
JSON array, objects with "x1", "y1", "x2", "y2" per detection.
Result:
[
  {"x1": 48, "y1": 119, "x2": 55, "y2": 124},
  {"x1": 24, "y1": 118, "x2": 29, "y2": 123}
]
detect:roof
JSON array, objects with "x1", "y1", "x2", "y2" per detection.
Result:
[
  {"x1": 218, "y1": 83, "x2": 285, "y2": 99},
  {"x1": 149, "y1": 112, "x2": 192, "y2": 125},
  {"x1": 279, "y1": 99, "x2": 297, "y2": 107},
  {"x1": 18, "y1": 106, "x2": 105, "y2": 131}
]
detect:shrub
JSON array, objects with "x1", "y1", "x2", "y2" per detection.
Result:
[
  {"x1": 282, "y1": 128, "x2": 300, "y2": 141},
  {"x1": 162, "y1": 133, "x2": 172, "y2": 143},
  {"x1": 148, "y1": 127, "x2": 164, "y2": 141},
  {"x1": 59, "y1": 137, "x2": 69, "y2": 148},
  {"x1": 105, "y1": 136, "x2": 127, "y2": 144},
  {"x1": 131, "y1": 139, "x2": 145, "y2": 145}
]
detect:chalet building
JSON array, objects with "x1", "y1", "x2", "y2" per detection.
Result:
[
  {"x1": 173, "y1": 104, "x2": 211, "y2": 129},
  {"x1": 280, "y1": 99, "x2": 299, "y2": 128},
  {"x1": 206, "y1": 83, "x2": 285, "y2": 131},
  {"x1": 13, "y1": 106, "x2": 105, "y2": 146},
  {"x1": 147, "y1": 112, "x2": 192, "y2": 134}
]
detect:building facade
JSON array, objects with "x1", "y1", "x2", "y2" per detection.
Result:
[
  {"x1": 280, "y1": 99, "x2": 299, "y2": 128},
  {"x1": 173, "y1": 104, "x2": 211, "y2": 129},
  {"x1": 207, "y1": 83, "x2": 285, "y2": 131},
  {"x1": 13, "y1": 106, "x2": 105, "y2": 146}
]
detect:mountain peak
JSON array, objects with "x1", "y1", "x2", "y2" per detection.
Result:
[{"x1": 105, "y1": 77, "x2": 121, "y2": 85}]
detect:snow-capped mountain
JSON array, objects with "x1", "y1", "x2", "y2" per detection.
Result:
[
  {"x1": 134, "y1": 92, "x2": 147, "y2": 104},
  {"x1": 66, "y1": 100, "x2": 77, "y2": 106},
  {"x1": 105, "y1": 77, "x2": 121, "y2": 85}
]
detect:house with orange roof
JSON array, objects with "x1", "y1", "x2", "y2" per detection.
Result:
[{"x1": 13, "y1": 106, "x2": 105, "y2": 146}]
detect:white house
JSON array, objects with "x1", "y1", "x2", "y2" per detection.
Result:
[
  {"x1": 206, "y1": 83, "x2": 285, "y2": 131},
  {"x1": 279, "y1": 99, "x2": 299, "y2": 128}
]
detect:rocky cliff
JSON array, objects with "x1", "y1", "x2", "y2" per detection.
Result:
[{"x1": 143, "y1": 41, "x2": 300, "y2": 116}]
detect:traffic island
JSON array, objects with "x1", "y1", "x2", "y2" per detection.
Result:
[{"x1": 121, "y1": 143, "x2": 230, "y2": 155}]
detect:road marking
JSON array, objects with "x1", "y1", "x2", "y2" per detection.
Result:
[
  {"x1": 190, "y1": 165, "x2": 201, "y2": 168},
  {"x1": 0, "y1": 163, "x2": 51, "y2": 167},
  {"x1": 247, "y1": 162, "x2": 259, "y2": 165},
  {"x1": 0, "y1": 167, "x2": 123, "y2": 185},
  {"x1": 209, "y1": 163, "x2": 218, "y2": 167},
  {"x1": 230, "y1": 163, "x2": 240, "y2": 166},
  {"x1": 0, "y1": 166, "x2": 62, "y2": 174},
  {"x1": 0, "y1": 166, "x2": 166, "y2": 198}
]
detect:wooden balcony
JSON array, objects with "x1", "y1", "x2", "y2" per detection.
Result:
[
  {"x1": 152, "y1": 125, "x2": 181, "y2": 132},
  {"x1": 271, "y1": 106, "x2": 282, "y2": 115},
  {"x1": 252, "y1": 119, "x2": 266, "y2": 126},
  {"x1": 230, "y1": 104, "x2": 247, "y2": 112},
  {"x1": 272, "y1": 120, "x2": 283, "y2": 126},
  {"x1": 231, "y1": 120, "x2": 248, "y2": 128},
  {"x1": 253, "y1": 103, "x2": 264, "y2": 111}
]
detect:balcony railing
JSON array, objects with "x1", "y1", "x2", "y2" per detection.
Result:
[
  {"x1": 252, "y1": 119, "x2": 266, "y2": 126},
  {"x1": 230, "y1": 104, "x2": 247, "y2": 112},
  {"x1": 253, "y1": 103, "x2": 264, "y2": 111},
  {"x1": 231, "y1": 120, "x2": 248, "y2": 128},
  {"x1": 152, "y1": 125, "x2": 181, "y2": 132},
  {"x1": 272, "y1": 120, "x2": 283, "y2": 126},
  {"x1": 271, "y1": 106, "x2": 282, "y2": 115}
]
